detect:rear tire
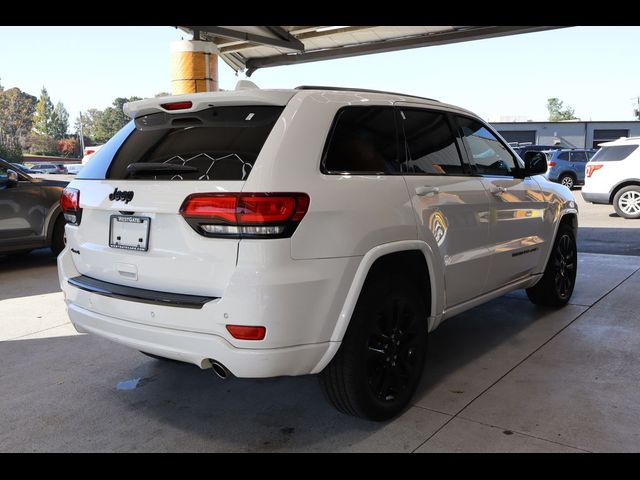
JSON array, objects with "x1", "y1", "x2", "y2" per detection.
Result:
[
  {"x1": 319, "y1": 272, "x2": 429, "y2": 421},
  {"x1": 51, "y1": 215, "x2": 66, "y2": 256},
  {"x1": 613, "y1": 185, "x2": 640, "y2": 219},
  {"x1": 559, "y1": 174, "x2": 575, "y2": 190},
  {"x1": 526, "y1": 223, "x2": 577, "y2": 307}
]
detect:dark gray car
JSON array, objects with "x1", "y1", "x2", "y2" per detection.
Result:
[{"x1": 0, "y1": 157, "x2": 68, "y2": 255}]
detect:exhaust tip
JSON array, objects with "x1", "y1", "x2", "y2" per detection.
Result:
[{"x1": 211, "y1": 360, "x2": 230, "y2": 380}]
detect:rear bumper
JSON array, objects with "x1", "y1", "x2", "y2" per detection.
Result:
[
  {"x1": 581, "y1": 190, "x2": 610, "y2": 204},
  {"x1": 58, "y1": 244, "x2": 358, "y2": 377},
  {"x1": 66, "y1": 302, "x2": 332, "y2": 377}
]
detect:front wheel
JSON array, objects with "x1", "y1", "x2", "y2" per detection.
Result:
[
  {"x1": 526, "y1": 224, "x2": 577, "y2": 307},
  {"x1": 613, "y1": 186, "x2": 640, "y2": 219},
  {"x1": 319, "y1": 273, "x2": 428, "y2": 421}
]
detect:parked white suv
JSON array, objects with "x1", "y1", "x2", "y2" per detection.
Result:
[
  {"x1": 582, "y1": 137, "x2": 640, "y2": 218},
  {"x1": 58, "y1": 86, "x2": 578, "y2": 420}
]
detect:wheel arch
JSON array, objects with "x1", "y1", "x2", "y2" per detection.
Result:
[
  {"x1": 311, "y1": 240, "x2": 441, "y2": 375},
  {"x1": 609, "y1": 180, "x2": 640, "y2": 204},
  {"x1": 44, "y1": 204, "x2": 63, "y2": 244}
]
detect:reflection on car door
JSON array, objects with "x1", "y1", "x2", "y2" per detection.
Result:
[
  {"x1": 455, "y1": 116, "x2": 548, "y2": 291},
  {"x1": 0, "y1": 160, "x2": 46, "y2": 247},
  {"x1": 396, "y1": 105, "x2": 493, "y2": 308}
]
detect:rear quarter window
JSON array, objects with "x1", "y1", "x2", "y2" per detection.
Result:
[
  {"x1": 590, "y1": 145, "x2": 639, "y2": 162},
  {"x1": 77, "y1": 106, "x2": 284, "y2": 180}
]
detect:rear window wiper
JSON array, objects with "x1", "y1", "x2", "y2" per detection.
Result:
[{"x1": 125, "y1": 163, "x2": 199, "y2": 176}]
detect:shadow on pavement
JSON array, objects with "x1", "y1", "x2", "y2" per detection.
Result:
[
  {"x1": 0, "y1": 249, "x2": 60, "y2": 300},
  {"x1": 0, "y1": 294, "x2": 551, "y2": 452},
  {"x1": 578, "y1": 227, "x2": 640, "y2": 256}
]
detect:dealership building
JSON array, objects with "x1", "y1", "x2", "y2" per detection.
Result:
[{"x1": 491, "y1": 120, "x2": 640, "y2": 149}]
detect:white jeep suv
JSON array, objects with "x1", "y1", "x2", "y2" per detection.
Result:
[
  {"x1": 582, "y1": 136, "x2": 640, "y2": 218},
  {"x1": 58, "y1": 86, "x2": 578, "y2": 420}
]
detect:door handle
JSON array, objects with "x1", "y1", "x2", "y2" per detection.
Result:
[
  {"x1": 489, "y1": 186, "x2": 507, "y2": 196},
  {"x1": 415, "y1": 186, "x2": 440, "y2": 196}
]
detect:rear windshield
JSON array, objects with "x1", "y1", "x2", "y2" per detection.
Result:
[
  {"x1": 78, "y1": 105, "x2": 284, "y2": 180},
  {"x1": 590, "y1": 145, "x2": 638, "y2": 162}
]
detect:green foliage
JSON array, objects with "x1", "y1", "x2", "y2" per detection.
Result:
[
  {"x1": 74, "y1": 108, "x2": 103, "y2": 142},
  {"x1": 0, "y1": 87, "x2": 37, "y2": 149},
  {"x1": 0, "y1": 141, "x2": 23, "y2": 162},
  {"x1": 51, "y1": 101, "x2": 69, "y2": 140},
  {"x1": 92, "y1": 96, "x2": 141, "y2": 143},
  {"x1": 547, "y1": 98, "x2": 578, "y2": 121},
  {"x1": 32, "y1": 87, "x2": 55, "y2": 136},
  {"x1": 28, "y1": 132, "x2": 59, "y2": 156}
]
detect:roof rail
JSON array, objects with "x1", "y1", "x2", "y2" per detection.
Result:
[{"x1": 295, "y1": 85, "x2": 439, "y2": 103}]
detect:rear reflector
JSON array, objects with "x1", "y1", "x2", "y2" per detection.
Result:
[
  {"x1": 226, "y1": 325, "x2": 266, "y2": 340},
  {"x1": 180, "y1": 193, "x2": 310, "y2": 238},
  {"x1": 60, "y1": 187, "x2": 82, "y2": 225},
  {"x1": 160, "y1": 101, "x2": 193, "y2": 111},
  {"x1": 586, "y1": 164, "x2": 603, "y2": 177}
]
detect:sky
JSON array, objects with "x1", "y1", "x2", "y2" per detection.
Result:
[{"x1": 1, "y1": 26, "x2": 639, "y2": 130}]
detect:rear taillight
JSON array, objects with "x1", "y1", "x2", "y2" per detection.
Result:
[
  {"x1": 548, "y1": 161, "x2": 557, "y2": 167},
  {"x1": 180, "y1": 193, "x2": 310, "y2": 238},
  {"x1": 586, "y1": 164, "x2": 603, "y2": 177},
  {"x1": 60, "y1": 187, "x2": 82, "y2": 225}
]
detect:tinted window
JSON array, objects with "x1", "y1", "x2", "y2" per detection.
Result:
[
  {"x1": 400, "y1": 109, "x2": 464, "y2": 175},
  {"x1": 323, "y1": 107, "x2": 398, "y2": 174},
  {"x1": 456, "y1": 117, "x2": 517, "y2": 176},
  {"x1": 590, "y1": 145, "x2": 639, "y2": 162},
  {"x1": 570, "y1": 151, "x2": 587, "y2": 162},
  {"x1": 557, "y1": 152, "x2": 570, "y2": 161},
  {"x1": 79, "y1": 106, "x2": 284, "y2": 180},
  {"x1": 587, "y1": 150, "x2": 597, "y2": 159}
]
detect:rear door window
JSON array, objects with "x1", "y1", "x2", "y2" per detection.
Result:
[
  {"x1": 78, "y1": 106, "x2": 284, "y2": 180},
  {"x1": 399, "y1": 108, "x2": 466, "y2": 175},
  {"x1": 557, "y1": 152, "x2": 570, "y2": 161},
  {"x1": 570, "y1": 151, "x2": 588, "y2": 162}
]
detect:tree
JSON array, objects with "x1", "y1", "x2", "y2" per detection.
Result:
[
  {"x1": 93, "y1": 96, "x2": 141, "y2": 143},
  {"x1": 0, "y1": 87, "x2": 37, "y2": 149},
  {"x1": 29, "y1": 132, "x2": 58, "y2": 156},
  {"x1": 50, "y1": 101, "x2": 69, "y2": 140},
  {"x1": 155, "y1": 92, "x2": 171, "y2": 97},
  {"x1": 547, "y1": 98, "x2": 578, "y2": 121},
  {"x1": 57, "y1": 137, "x2": 79, "y2": 157},
  {"x1": 74, "y1": 108, "x2": 104, "y2": 144},
  {"x1": 0, "y1": 141, "x2": 22, "y2": 162},
  {"x1": 32, "y1": 87, "x2": 55, "y2": 136}
]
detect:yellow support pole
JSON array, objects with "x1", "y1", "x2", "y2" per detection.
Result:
[{"x1": 170, "y1": 40, "x2": 218, "y2": 94}]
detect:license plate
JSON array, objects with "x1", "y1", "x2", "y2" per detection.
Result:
[{"x1": 109, "y1": 215, "x2": 150, "y2": 251}]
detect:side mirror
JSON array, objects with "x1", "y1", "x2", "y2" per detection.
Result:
[
  {"x1": 1, "y1": 169, "x2": 19, "y2": 188},
  {"x1": 522, "y1": 151, "x2": 548, "y2": 177},
  {"x1": 7, "y1": 169, "x2": 19, "y2": 187}
]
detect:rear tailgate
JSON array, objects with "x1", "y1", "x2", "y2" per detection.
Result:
[{"x1": 67, "y1": 179, "x2": 242, "y2": 298}]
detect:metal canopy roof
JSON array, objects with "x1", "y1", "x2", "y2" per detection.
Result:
[{"x1": 177, "y1": 26, "x2": 566, "y2": 76}]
